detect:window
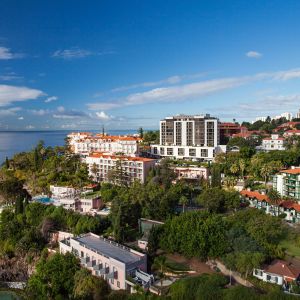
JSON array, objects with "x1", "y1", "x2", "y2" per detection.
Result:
[
  {"x1": 266, "y1": 275, "x2": 271, "y2": 281},
  {"x1": 153, "y1": 147, "x2": 157, "y2": 154},
  {"x1": 117, "y1": 281, "x2": 120, "y2": 288},
  {"x1": 167, "y1": 148, "x2": 173, "y2": 155},
  {"x1": 189, "y1": 148, "x2": 196, "y2": 156},
  {"x1": 201, "y1": 149, "x2": 208, "y2": 157},
  {"x1": 178, "y1": 148, "x2": 185, "y2": 156},
  {"x1": 160, "y1": 147, "x2": 165, "y2": 155}
]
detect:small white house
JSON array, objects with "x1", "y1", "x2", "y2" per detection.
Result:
[
  {"x1": 253, "y1": 260, "x2": 300, "y2": 285},
  {"x1": 261, "y1": 134, "x2": 286, "y2": 151}
]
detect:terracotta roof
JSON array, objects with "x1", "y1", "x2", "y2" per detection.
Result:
[
  {"x1": 279, "y1": 200, "x2": 300, "y2": 212},
  {"x1": 264, "y1": 260, "x2": 300, "y2": 280},
  {"x1": 263, "y1": 137, "x2": 285, "y2": 141},
  {"x1": 88, "y1": 152, "x2": 156, "y2": 162},
  {"x1": 280, "y1": 168, "x2": 300, "y2": 175},
  {"x1": 240, "y1": 190, "x2": 270, "y2": 202},
  {"x1": 285, "y1": 130, "x2": 300, "y2": 134}
]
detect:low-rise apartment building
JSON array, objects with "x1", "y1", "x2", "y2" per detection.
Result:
[
  {"x1": 59, "y1": 232, "x2": 153, "y2": 292},
  {"x1": 273, "y1": 167, "x2": 300, "y2": 201},
  {"x1": 86, "y1": 153, "x2": 156, "y2": 184},
  {"x1": 240, "y1": 189, "x2": 300, "y2": 223},
  {"x1": 261, "y1": 134, "x2": 286, "y2": 151},
  {"x1": 68, "y1": 133, "x2": 141, "y2": 156}
]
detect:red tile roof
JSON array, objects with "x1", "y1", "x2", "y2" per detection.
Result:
[
  {"x1": 88, "y1": 152, "x2": 156, "y2": 162},
  {"x1": 280, "y1": 168, "x2": 300, "y2": 175},
  {"x1": 264, "y1": 260, "x2": 300, "y2": 280},
  {"x1": 240, "y1": 190, "x2": 270, "y2": 202},
  {"x1": 279, "y1": 200, "x2": 300, "y2": 212}
]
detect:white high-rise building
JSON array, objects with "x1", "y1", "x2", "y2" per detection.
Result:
[
  {"x1": 255, "y1": 117, "x2": 267, "y2": 122},
  {"x1": 150, "y1": 114, "x2": 226, "y2": 161},
  {"x1": 296, "y1": 109, "x2": 300, "y2": 119}
]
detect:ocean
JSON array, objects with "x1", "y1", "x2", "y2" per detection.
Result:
[{"x1": 0, "y1": 130, "x2": 138, "y2": 164}]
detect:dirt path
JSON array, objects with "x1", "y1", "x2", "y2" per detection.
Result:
[{"x1": 166, "y1": 253, "x2": 214, "y2": 275}]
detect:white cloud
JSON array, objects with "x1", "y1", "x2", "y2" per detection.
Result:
[
  {"x1": 45, "y1": 96, "x2": 58, "y2": 103},
  {"x1": 0, "y1": 85, "x2": 44, "y2": 106},
  {"x1": 26, "y1": 125, "x2": 35, "y2": 129},
  {"x1": 18, "y1": 116, "x2": 24, "y2": 120},
  {"x1": 88, "y1": 67, "x2": 300, "y2": 111},
  {"x1": 272, "y1": 69, "x2": 300, "y2": 81},
  {"x1": 87, "y1": 102, "x2": 121, "y2": 110},
  {"x1": 0, "y1": 73, "x2": 23, "y2": 81},
  {"x1": 52, "y1": 47, "x2": 92, "y2": 59},
  {"x1": 246, "y1": 51, "x2": 262, "y2": 58},
  {"x1": 53, "y1": 106, "x2": 88, "y2": 119},
  {"x1": 0, "y1": 107, "x2": 21, "y2": 116},
  {"x1": 96, "y1": 111, "x2": 111, "y2": 120},
  {"x1": 28, "y1": 109, "x2": 49, "y2": 116},
  {"x1": 0, "y1": 47, "x2": 24, "y2": 60},
  {"x1": 109, "y1": 73, "x2": 208, "y2": 94},
  {"x1": 57, "y1": 106, "x2": 65, "y2": 112}
]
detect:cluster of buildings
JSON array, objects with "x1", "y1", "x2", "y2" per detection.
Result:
[{"x1": 36, "y1": 185, "x2": 106, "y2": 215}]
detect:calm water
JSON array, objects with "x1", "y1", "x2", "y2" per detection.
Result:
[{"x1": 0, "y1": 130, "x2": 137, "y2": 164}]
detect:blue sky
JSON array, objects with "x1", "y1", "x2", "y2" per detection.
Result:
[{"x1": 1, "y1": 0, "x2": 300, "y2": 130}]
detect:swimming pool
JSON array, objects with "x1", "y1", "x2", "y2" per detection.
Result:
[{"x1": 33, "y1": 196, "x2": 55, "y2": 204}]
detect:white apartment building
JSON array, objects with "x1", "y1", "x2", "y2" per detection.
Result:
[
  {"x1": 296, "y1": 109, "x2": 300, "y2": 119},
  {"x1": 273, "y1": 112, "x2": 293, "y2": 121},
  {"x1": 255, "y1": 116, "x2": 267, "y2": 122},
  {"x1": 150, "y1": 114, "x2": 226, "y2": 161},
  {"x1": 68, "y1": 133, "x2": 141, "y2": 157},
  {"x1": 59, "y1": 233, "x2": 153, "y2": 293},
  {"x1": 86, "y1": 153, "x2": 156, "y2": 184},
  {"x1": 261, "y1": 134, "x2": 286, "y2": 151},
  {"x1": 273, "y1": 167, "x2": 300, "y2": 201}
]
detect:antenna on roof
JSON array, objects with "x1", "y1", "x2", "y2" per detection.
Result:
[{"x1": 102, "y1": 125, "x2": 105, "y2": 136}]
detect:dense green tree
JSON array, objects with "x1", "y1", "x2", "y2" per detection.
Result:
[
  {"x1": 73, "y1": 268, "x2": 110, "y2": 300},
  {"x1": 27, "y1": 252, "x2": 80, "y2": 299}
]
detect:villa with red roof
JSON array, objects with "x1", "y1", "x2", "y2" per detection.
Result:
[
  {"x1": 261, "y1": 134, "x2": 286, "y2": 151},
  {"x1": 253, "y1": 260, "x2": 300, "y2": 286}
]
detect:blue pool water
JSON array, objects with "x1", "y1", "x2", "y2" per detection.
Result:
[{"x1": 33, "y1": 196, "x2": 54, "y2": 204}]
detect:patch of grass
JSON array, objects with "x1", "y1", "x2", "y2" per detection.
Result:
[
  {"x1": 166, "y1": 259, "x2": 190, "y2": 272},
  {"x1": 279, "y1": 238, "x2": 300, "y2": 258}
]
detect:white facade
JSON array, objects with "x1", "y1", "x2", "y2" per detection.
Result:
[
  {"x1": 86, "y1": 154, "x2": 156, "y2": 184},
  {"x1": 68, "y1": 133, "x2": 140, "y2": 156},
  {"x1": 255, "y1": 116, "x2": 267, "y2": 122},
  {"x1": 59, "y1": 233, "x2": 152, "y2": 292},
  {"x1": 150, "y1": 114, "x2": 225, "y2": 161},
  {"x1": 253, "y1": 269, "x2": 284, "y2": 285},
  {"x1": 261, "y1": 134, "x2": 286, "y2": 151}
]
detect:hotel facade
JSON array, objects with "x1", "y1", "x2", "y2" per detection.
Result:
[
  {"x1": 86, "y1": 153, "x2": 156, "y2": 184},
  {"x1": 59, "y1": 233, "x2": 153, "y2": 293},
  {"x1": 150, "y1": 114, "x2": 226, "y2": 161},
  {"x1": 68, "y1": 133, "x2": 141, "y2": 156}
]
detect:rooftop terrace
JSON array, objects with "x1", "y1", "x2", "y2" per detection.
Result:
[{"x1": 74, "y1": 233, "x2": 144, "y2": 265}]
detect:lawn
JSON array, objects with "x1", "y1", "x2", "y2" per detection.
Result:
[
  {"x1": 279, "y1": 238, "x2": 300, "y2": 259},
  {"x1": 165, "y1": 258, "x2": 190, "y2": 272}
]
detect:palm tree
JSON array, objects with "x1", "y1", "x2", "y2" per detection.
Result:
[
  {"x1": 153, "y1": 256, "x2": 168, "y2": 289},
  {"x1": 239, "y1": 159, "x2": 246, "y2": 179},
  {"x1": 90, "y1": 163, "x2": 99, "y2": 181},
  {"x1": 268, "y1": 189, "x2": 282, "y2": 216},
  {"x1": 179, "y1": 195, "x2": 188, "y2": 213},
  {"x1": 230, "y1": 163, "x2": 239, "y2": 177}
]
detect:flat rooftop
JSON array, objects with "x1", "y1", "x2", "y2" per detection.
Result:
[{"x1": 75, "y1": 233, "x2": 143, "y2": 264}]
